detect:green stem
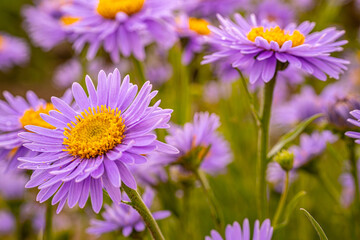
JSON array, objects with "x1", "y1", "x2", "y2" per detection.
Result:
[
  {"x1": 273, "y1": 171, "x2": 290, "y2": 226},
  {"x1": 131, "y1": 56, "x2": 147, "y2": 84},
  {"x1": 122, "y1": 184, "x2": 165, "y2": 240},
  {"x1": 257, "y1": 72, "x2": 277, "y2": 220},
  {"x1": 195, "y1": 169, "x2": 223, "y2": 230},
  {"x1": 43, "y1": 202, "x2": 53, "y2": 240},
  {"x1": 236, "y1": 69, "x2": 261, "y2": 125},
  {"x1": 316, "y1": 170, "x2": 340, "y2": 204}
]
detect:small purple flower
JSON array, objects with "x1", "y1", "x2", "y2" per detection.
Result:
[
  {"x1": 267, "y1": 131, "x2": 338, "y2": 192},
  {"x1": 0, "y1": 211, "x2": 15, "y2": 235},
  {"x1": 87, "y1": 188, "x2": 170, "y2": 237},
  {"x1": 22, "y1": 0, "x2": 79, "y2": 51},
  {"x1": 0, "y1": 33, "x2": 29, "y2": 71},
  {"x1": 53, "y1": 58, "x2": 82, "y2": 88},
  {"x1": 64, "y1": 0, "x2": 177, "y2": 62},
  {"x1": 205, "y1": 219, "x2": 273, "y2": 240},
  {"x1": 18, "y1": 69, "x2": 178, "y2": 213},
  {"x1": 203, "y1": 14, "x2": 349, "y2": 84},
  {"x1": 254, "y1": 0, "x2": 295, "y2": 28},
  {"x1": 0, "y1": 162, "x2": 27, "y2": 200},
  {"x1": 339, "y1": 160, "x2": 360, "y2": 208},
  {"x1": 154, "y1": 112, "x2": 232, "y2": 175},
  {"x1": 326, "y1": 96, "x2": 360, "y2": 131},
  {"x1": 0, "y1": 90, "x2": 72, "y2": 170}
]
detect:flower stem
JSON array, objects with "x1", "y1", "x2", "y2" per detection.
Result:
[
  {"x1": 195, "y1": 169, "x2": 223, "y2": 230},
  {"x1": 122, "y1": 184, "x2": 166, "y2": 240},
  {"x1": 273, "y1": 171, "x2": 290, "y2": 226},
  {"x1": 257, "y1": 73, "x2": 277, "y2": 220},
  {"x1": 236, "y1": 69, "x2": 261, "y2": 125},
  {"x1": 44, "y1": 202, "x2": 53, "y2": 240},
  {"x1": 131, "y1": 56, "x2": 147, "y2": 84}
]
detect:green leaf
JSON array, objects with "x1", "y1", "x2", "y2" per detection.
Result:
[
  {"x1": 267, "y1": 113, "x2": 323, "y2": 159},
  {"x1": 300, "y1": 208, "x2": 329, "y2": 240},
  {"x1": 275, "y1": 191, "x2": 306, "y2": 230}
]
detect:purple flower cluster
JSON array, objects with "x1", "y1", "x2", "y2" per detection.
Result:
[{"x1": 0, "y1": 33, "x2": 29, "y2": 71}]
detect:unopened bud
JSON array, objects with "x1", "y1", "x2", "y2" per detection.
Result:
[{"x1": 274, "y1": 150, "x2": 294, "y2": 172}]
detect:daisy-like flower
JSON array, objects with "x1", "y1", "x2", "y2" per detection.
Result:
[
  {"x1": 18, "y1": 69, "x2": 178, "y2": 213},
  {"x1": 267, "y1": 131, "x2": 338, "y2": 192},
  {"x1": 203, "y1": 14, "x2": 349, "y2": 84},
  {"x1": 176, "y1": 14, "x2": 211, "y2": 64},
  {"x1": 154, "y1": 112, "x2": 232, "y2": 175},
  {"x1": 205, "y1": 219, "x2": 273, "y2": 240},
  {"x1": 87, "y1": 188, "x2": 170, "y2": 237},
  {"x1": 53, "y1": 58, "x2": 83, "y2": 88},
  {"x1": 64, "y1": 0, "x2": 177, "y2": 62},
  {"x1": 0, "y1": 33, "x2": 29, "y2": 71},
  {"x1": 0, "y1": 89, "x2": 72, "y2": 170},
  {"x1": 22, "y1": 0, "x2": 80, "y2": 51}
]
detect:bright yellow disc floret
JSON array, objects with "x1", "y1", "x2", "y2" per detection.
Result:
[
  {"x1": 60, "y1": 16, "x2": 81, "y2": 26},
  {"x1": 97, "y1": 0, "x2": 145, "y2": 19},
  {"x1": 247, "y1": 26, "x2": 305, "y2": 47},
  {"x1": 19, "y1": 103, "x2": 56, "y2": 129},
  {"x1": 189, "y1": 17, "x2": 211, "y2": 35},
  {"x1": 63, "y1": 105, "x2": 126, "y2": 159}
]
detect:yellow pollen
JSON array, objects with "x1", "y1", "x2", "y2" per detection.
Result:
[
  {"x1": 97, "y1": 0, "x2": 145, "y2": 19},
  {"x1": 189, "y1": 17, "x2": 211, "y2": 35},
  {"x1": 247, "y1": 26, "x2": 305, "y2": 47},
  {"x1": 60, "y1": 16, "x2": 80, "y2": 26},
  {"x1": 63, "y1": 105, "x2": 126, "y2": 159},
  {"x1": 19, "y1": 104, "x2": 56, "y2": 130}
]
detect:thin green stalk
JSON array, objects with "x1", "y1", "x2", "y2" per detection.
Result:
[
  {"x1": 43, "y1": 202, "x2": 53, "y2": 240},
  {"x1": 273, "y1": 171, "x2": 290, "y2": 226},
  {"x1": 236, "y1": 69, "x2": 261, "y2": 125},
  {"x1": 195, "y1": 169, "x2": 223, "y2": 230},
  {"x1": 257, "y1": 73, "x2": 277, "y2": 220},
  {"x1": 122, "y1": 184, "x2": 165, "y2": 240},
  {"x1": 131, "y1": 56, "x2": 147, "y2": 84},
  {"x1": 316, "y1": 170, "x2": 340, "y2": 204}
]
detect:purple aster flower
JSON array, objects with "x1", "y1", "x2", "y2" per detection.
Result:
[
  {"x1": 181, "y1": 0, "x2": 249, "y2": 18},
  {"x1": 53, "y1": 58, "x2": 82, "y2": 88},
  {"x1": 0, "y1": 162, "x2": 27, "y2": 200},
  {"x1": 0, "y1": 33, "x2": 29, "y2": 71},
  {"x1": 203, "y1": 80, "x2": 232, "y2": 104},
  {"x1": 254, "y1": 0, "x2": 295, "y2": 28},
  {"x1": 64, "y1": 0, "x2": 177, "y2": 62},
  {"x1": 205, "y1": 219, "x2": 273, "y2": 240},
  {"x1": 339, "y1": 160, "x2": 360, "y2": 208},
  {"x1": 0, "y1": 89, "x2": 72, "y2": 170},
  {"x1": 154, "y1": 112, "x2": 232, "y2": 175},
  {"x1": 87, "y1": 188, "x2": 170, "y2": 237},
  {"x1": 0, "y1": 211, "x2": 15, "y2": 235},
  {"x1": 267, "y1": 131, "x2": 338, "y2": 192},
  {"x1": 203, "y1": 14, "x2": 349, "y2": 84},
  {"x1": 22, "y1": 0, "x2": 79, "y2": 51},
  {"x1": 18, "y1": 68, "x2": 178, "y2": 213}
]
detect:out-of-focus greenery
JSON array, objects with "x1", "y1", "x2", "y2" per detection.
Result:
[{"x1": 1, "y1": 0, "x2": 360, "y2": 240}]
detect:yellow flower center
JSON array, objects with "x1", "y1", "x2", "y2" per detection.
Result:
[
  {"x1": 97, "y1": 0, "x2": 145, "y2": 19},
  {"x1": 19, "y1": 104, "x2": 57, "y2": 129},
  {"x1": 63, "y1": 105, "x2": 126, "y2": 159},
  {"x1": 247, "y1": 26, "x2": 305, "y2": 47},
  {"x1": 189, "y1": 17, "x2": 211, "y2": 35},
  {"x1": 60, "y1": 16, "x2": 81, "y2": 26}
]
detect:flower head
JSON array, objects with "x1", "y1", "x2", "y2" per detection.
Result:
[
  {"x1": 87, "y1": 188, "x2": 170, "y2": 237},
  {"x1": 205, "y1": 219, "x2": 273, "y2": 240},
  {"x1": 19, "y1": 69, "x2": 178, "y2": 213},
  {"x1": 22, "y1": 0, "x2": 79, "y2": 51},
  {"x1": 0, "y1": 90, "x2": 72, "y2": 170},
  {"x1": 0, "y1": 33, "x2": 29, "y2": 71},
  {"x1": 203, "y1": 14, "x2": 349, "y2": 84},
  {"x1": 64, "y1": 0, "x2": 177, "y2": 62},
  {"x1": 154, "y1": 112, "x2": 232, "y2": 175},
  {"x1": 327, "y1": 95, "x2": 360, "y2": 131}
]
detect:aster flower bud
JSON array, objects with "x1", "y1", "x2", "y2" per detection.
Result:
[
  {"x1": 274, "y1": 150, "x2": 294, "y2": 172},
  {"x1": 327, "y1": 96, "x2": 360, "y2": 131}
]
